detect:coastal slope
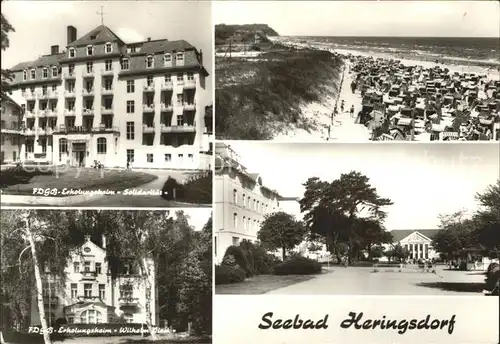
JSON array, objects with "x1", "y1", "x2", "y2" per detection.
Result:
[{"x1": 215, "y1": 45, "x2": 345, "y2": 140}]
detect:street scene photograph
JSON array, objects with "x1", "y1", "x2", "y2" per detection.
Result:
[
  {"x1": 214, "y1": 141, "x2": 500, "y2": 295},
  {"x1": 0, "y1": 1, "x2": 213, "y2": 207},
  {"x1": 214, "y1": 1, "x2": 500, "y2": 142},
  {"x1": 0, "y1": 209, "x2": 212, "y2": 344}
]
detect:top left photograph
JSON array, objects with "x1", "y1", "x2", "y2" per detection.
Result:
[{"x1": 1, "y1": 1, "x2": 213, "y2": 208}]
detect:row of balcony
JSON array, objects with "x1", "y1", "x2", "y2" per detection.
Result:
[
  {"x1": 142, "y1": 123, "x2": 196, "y2": 134},
  {"x1": 21, "y1": 123, "x2": 197, "y2": 136},
  {"x1": 42, "y1": 295, "x2": 140, "y2": 307}
]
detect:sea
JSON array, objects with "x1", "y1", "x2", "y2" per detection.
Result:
[{"x1": 288, "y1": 36, "x2": 500, "y2": 68}]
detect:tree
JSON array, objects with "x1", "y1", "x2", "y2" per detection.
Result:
[
  {"x1": 300, "y1": 172, "x2": 393, "y2": 263},
  {"x1": 258, "y1": 212, "x2": 306, "y2": 261},
  {"x1": 473, "y1": 180, "x2": 500, "y2": 256},
  {"x1": 432, "y1": 210, "x2": 476, "y2": 261},
  {"x1": 1, "y1": 13, "x2": 15, "y2": 102}
]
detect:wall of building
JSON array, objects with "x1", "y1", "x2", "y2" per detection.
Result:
[{"x1": 1, "y1": 101, "x2": 23, "y2": 163}]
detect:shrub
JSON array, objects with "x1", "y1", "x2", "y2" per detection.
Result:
[
  {"x1": 161, "y1": 177, "x2": 184, "y2": 200},
  {"x1": 224, "y1": 246, "x2": 253, "y2": 277},
  {"x1": 274, "y1": 256, "x2": 322, "y2": 275},
  {"x1": 215, "y1": 265, "x2": 246, "y2": 285},
  {"x1": 253, "y1": 246, "x2": 281, "y2": 274}
]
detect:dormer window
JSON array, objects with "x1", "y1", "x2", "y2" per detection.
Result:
[
  {"x1": 121, "y1": 58, "x2": 129, "y2": 71},
  {"x1": 86, "y1": 45, "x2": 94, "y2": 56},
  {"x1": 105, "y1": 42, "x2": 112, "y2": 54},
  {"x1": 52, "y1": 67, "x2": 58, "y2": 77},
  {"x1": 146, "y1": 55, "x2": 154, "y2": 68},
  {"x1": 90, "y1": 35, "x2": 97, "y2": 40},
  {"x1": 42, "y1": 68, "x2": 48, "y2": 79},
  {"x1": 30, "y1": 69, "x2": 36, "y2": 79},
  {"x1": 23, "y1": 70, "x2": 27, "y2": 81},
  {"x1": 164, "y1": 53, "x2": 171, "y2": 64},
  {"x1": 176, "y1": 52, "x2": 184, "y2": 61},
  {"x1": 69, "y1": 48, "x2": 75, "y2": 58}
]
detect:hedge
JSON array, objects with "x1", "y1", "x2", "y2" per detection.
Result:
[
  {"x1": 223, "y1": 246, "x2": 253, "y2": 277},
  {"x1": 274, "y1": 256, "x2": 322, "y2": 275},
  {"x1": 161, "y1": 173, "x2": 212, "y2": 204},
  {"x1": 215, "y1": 265, "x2": 246, "y2": 285}
]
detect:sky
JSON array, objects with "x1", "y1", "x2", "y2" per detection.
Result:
[
  {"x1": 175, "y1": 208, "x2": 212, "y2": 231},
  {"x1": 222, "y1": 142, "x2": 500, "y2": 231},
  {"x1": 1, "y1": 1, "x2": 213, "y2": 105},
  {"x1": 214, "y1": 1, "x2": 500, "y2": 38}
]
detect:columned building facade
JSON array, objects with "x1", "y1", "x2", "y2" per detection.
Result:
[
  {"x1": 9, "y1": 25, "x2": 210, "y2": 169},
  {"x1": 30, "y1": 235, "x2": 158, "y2": 326},
  {"x1": 383, "y1": 229, "x2": 440, "y2": 261}
]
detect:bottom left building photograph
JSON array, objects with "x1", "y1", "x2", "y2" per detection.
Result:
[{"x1": 0, "y1": 208, "x2": 212, "y2": 344}]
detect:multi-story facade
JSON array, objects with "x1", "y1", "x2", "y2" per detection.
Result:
[
  {"x1": 0, "y1": 96, "x2": 23, "y2": 164},
  {"x1": 214, "y1": 143, "x2": 297, "y2": 263},
  {"x1": 380, "y1": 229, "x2": 441, "y2": 261},
  {"x1": 30, "y1": 235, "x2": 158, "y2": 326},
  {"x1": 9, "y1": 24, "x2": 210, "y2": 169}
]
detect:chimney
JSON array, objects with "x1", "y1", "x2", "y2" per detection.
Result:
[
  {"x1": 51, "y1": 45, "x2": 59, "y2": 55},
  {"x1": 67, "y1": 25, "x2": 77, "y2": 45},
  {"x1": 102, "y1": 235, "x2": 106, "y2": 249},
  {"x1": 147, "y1": 37, "x2": 151, "y2": 42}
]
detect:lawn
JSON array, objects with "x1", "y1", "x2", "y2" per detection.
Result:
[
  {"x1": 1, "y1": 167, "x2": 157, "y2": 196},
  {"x1": 215, "y1": 274, "x2": 317, "y2": 295}
]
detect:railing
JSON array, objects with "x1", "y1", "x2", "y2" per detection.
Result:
[
  {"x1": 37, "y1": 128, "x2": 46, "y2": 135},
  {"x1": 184, "y1": 80, "x2": 196, "y2": 89},
  {"x1": 161, "y1": 82, "x2": 173, "y2": 91},
  {"x1": 82, "y1": 88, "x2": 95, "y2": 96},
  {"x1": 83, "y1": 108, "x2": 95, "y2": 116},
  {"x1": 63, "y1": 71, "x2": 75, "y2": 79},
  {"x1": 118, "y1": 297, "x2": 139, "y2": 305},
  {"x1": 25, "y1": 111, "x2": 36, "y2": 118},
  {"x1": 45, "y1": 109, "x2": 57, "y2": 117},
  {"x1": 102, "y1": 68, "x2": 114, "y2": 75},
  {"x1": 161, "y1": 123, "x2": 196, "y2": 133},
  {"x1": 45, "y1": 127, "x2": 54, "y2": 135},
  {"x1": 37, "y1": 109, "x2": 46, "y2": 117},
  {"x1": 101, "y1": 107, "x2": 114, "y2": 115},
  {"x1": 77, "y1": 295, "x2": 101, "y2": 302},
  {"x1": 24, "y1": 128, "x2": 36, "y2": 135},
  {"x1": 25, "y1": 92, "x2": 38, "y2": 100},
  {"x1": 81, "y1": 271, "x2": 97, "y2": 280},
  {"x1": 143, "y1": 104, "x2": 154, "y2": 112},
  {"x1": 65, "y1": 90, "x2": 76, "y2": 97},
  {"x1": 143, "y1": 124, "x2": 155, "y2": 133},
  {"x1": 48, "y1": 90, "x2": 59, "y2": 98},
  {"x1": 38, "y1": 92, "x2": 49, "y2": 100},
  {"x1": 143, "y1": 84, "x2": 155, "y2": 92},
  {"x1": 83, "y1": 69, "x2": 94, "y2": 77},
  {"x1": 64, "y1": 109, "x2": 75, "y2": 116},
  {"x1": 183, "y1": 102, "x2": 196, "y2": 111},
  {"x1": 102, "y1": 87, "x2": 114, "y2": 95},
  {"x1": 176, "y1": 80, "x2": 185, "y2": 87},
  {"x1": 160, "y1": 103, "x2": 173, "y2": 112}
]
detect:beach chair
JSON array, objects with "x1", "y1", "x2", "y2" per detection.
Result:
[
  {"x1": 378, "y1": 133, "x2": 394, "y2": 141},
  {"x1": 442, "y1": 132, "x2": 459, "y2": 141}
]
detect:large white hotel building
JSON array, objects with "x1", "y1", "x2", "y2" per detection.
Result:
[
  {"x1": 7, "y1": 25, "x2": 212, "y2": 169},
  {"x1": 31, "y1": 235, "x2": 158, "y2": 326},
  {"x1": 214, "y1": 143, "x2": 299, "y2": 263}
]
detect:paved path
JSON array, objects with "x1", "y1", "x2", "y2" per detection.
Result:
[
  {"x1": 74, "y1": 169, "x2": 209, "y2": 207},
  {"x1": 265, "y1": 266, "x2": 486, "y2": 295}
]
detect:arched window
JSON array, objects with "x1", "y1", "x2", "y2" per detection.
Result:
[
  {"x1": 68, "y1": 48, "x2": 75, "y2": 58},
  {"x1": 233, "y1": 189, "x2": 237, "y2": 204},
  {"x1": 86, "y1": 45, "x2": 94, "y2": 56},
  {"x1": 97, "y1": 137, "x2": 107, "y2": 154},
  {"x1": 80, "y1": 310, "x2": 102, "y2": 324},
  {"x1": 146, "y1": 55, "x2": 154, "y2": 68},
  {"x1": 23, "y1": 70, "x2": 27, "y2": 80},
  {"x1": 243, "y1": 216, "x2": 246, "y2": 230},
  {"x1": 105, "y1": 42, "x2": 112, "y2": 54},
  {"x1": 233, "y1": 213, "x2": 237, "y2": 228}
]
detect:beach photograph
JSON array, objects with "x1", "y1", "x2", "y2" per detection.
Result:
[
  {"x1": 214, "y1": 142, "x2": 500, "y2": 295},
  {"x1": 214, "y1": 1, "x2": 500, "y2": 142}
]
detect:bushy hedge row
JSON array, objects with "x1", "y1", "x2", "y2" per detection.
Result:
[
  {"x1": 0, "y1": 166, "x2": 54, "y2": 187},
  {"x1": 215, "y1": 264, "x2": 246, "y2": 285},
  {"x1": 161, "y1": 172, "x2": 212, "y2": 204},
  {"x1": 274, "y1": 256, "x2": 322, "y2": 275}
]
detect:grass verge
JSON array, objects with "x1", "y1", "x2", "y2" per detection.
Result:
[{"x1": 215, "y1": 274, "x2": 316, "y2": 295}]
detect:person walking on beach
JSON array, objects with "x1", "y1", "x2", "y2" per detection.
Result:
[
  {"x1": 340, "y1": 100, "x2": 345, "y2": 113},
  {"x1": 350, "y1": 105, "x2": 355, "y2": 118}
]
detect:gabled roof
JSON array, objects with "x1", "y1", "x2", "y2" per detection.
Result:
[
  {"x1": 10, "y1": 53, "x2": 65, "y2": 71},
  {"x1": 389, "y1": 229, "x2": 441, "y2": 243},
  {"x1": 128, "y1": 39, "x2": 195, "y2": 55},
  {"x1": 68, "y1": 25, "x2": 125, "y2": 47},
  {"x1": 2, "y1": 95, "x2": 22, "y2": 110}
]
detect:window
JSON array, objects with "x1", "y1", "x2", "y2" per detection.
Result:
[
  {"x1": 86, "y1": 45, "x2": 94, "y2": 56},
  {"x1": 31, "y1": 69, "x2": 36, "y2": 79},
  {"x1": 187, "y1": 72, "x2": 194, "y2": 81},
  {"x1": 233, "y1": 189, "x2": 237, "y2": 204},
  {"x1": 71, "y1": 284, "x2": 77, "y2": 298},
  {"x1": 83, "y1": 284, "x2": 92, "y2": 297},
  {"x1": 95, "y1": 263, "x2": 102, "y2": 274},
  {"x1": 67, "y1": 317, "x2": 74, "y2": 324},
  {"x1": 127, "y1": 149, "x2": 134, "y2": 163},
  {"x1": 51, "y1": 85, "x2": 57, "y2": 92},
  {"x1": 86, "y1": 62, "x2": 93, "y2": 73},
  {"x1": 59, "y1": 138, "x2": 68, "y2": 162},
  {"x1": 243, "y1": 194, "x2": 246, "y2": 207},
  {"x1": 84, "y1": 261, "x2": 91, "y2": 272},
  {"x1": 165, "y1": 154, "x2": 171, "y2": 162},
  {"x1": 188, "y1": 154, "x2": 193, "y2": 161},
  {"x1": 243, "y1": 216, "x2": 246, "y2": 230},
  {"x1": 104, "y1": 78, "x2": 112, "y2": 90},
  {"x1": 99, "y1": 284, "x2": 105, "y2": 299},
  {"x1": 68, "y1": 64, "x2": 75, "y2": 75},
  {"x1": 126, "y1": 122, "x2": 135, "y2": 140},
  {"x1": 178, "y1": 153, "x2": 183, "y2": 162},
  {"x1": 176, "y1": 73, "x2": 183, "y2": 82},
  {"x1": 147, "y1": 153, "x2": 153, "y2": 163},
  {"x1": 23, "y1": 70, "x2": 27, "y2": 80},
  {"x1": 121, "y1": 58, "x2": 129, "y2": 70},
  {"x1": 126, "y1": 101, "x2": 135, "y2": 113},
  {"x1": 97, "y1": 137, "x2": 107, "y2": 154},
  {"x1": 232, "y1": 236, "x2": 239, "y2": 246},
  {"x1": 164, "y1": 53, "x2": 171, "y2": 64},
  {"x1": 147, "y1": 75, "x2": 153, "y2": 86},
  {"x1": 105, "y1": 60, "x2": 112, "y2": 71},
  {"x1": 85, "y1": 80, "x2": 93, "y2": 92},
  {"x1": 248, "y1": 196, "x2": 251, "y2": 206},
  {"x1": 80, "y1": 310, "x2": 101, "y2": 324},
  {"x1": 164, "y1": 74, "x2": 171, "y2": 83},
  {"x1": 176, "y1": 94, "x2": 183, "y2": 105},
  {"x1": 123, "y1": 263, "x2": 131, "y2": 275},
  {"x1": 42, "y1": 86, "x2": 47, "y2": 95},
  {"x1": 176, "y1": 115, "x2": 184, "y2": 126},
  {"x1": 123, "y1": 313, "x2": 133, "y2": 323},
  {"x1": 233, "y1": 213, "x2": 238, "y2": 228},
  {"x1": 176, "y1": 52, "x2": 184, "y2": 62},
  {"x1": 69, "y1": 48, "x2": 75, "y2": 58},
  {"x1": 73, "y1": 262, "x2": 79, "y2": 273},
  {"x1": 42, "y1": 68, "x2": 48, "y2": 79},
  {"x1": 105, "y1": 42, "x2": 112, "y2": 53},
  {"x1": 127, "y1": 80, "x2": 134, "y2": 93},
  {"x1": 146, "y1": 55, "x2": 154, "y2": 68}
]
